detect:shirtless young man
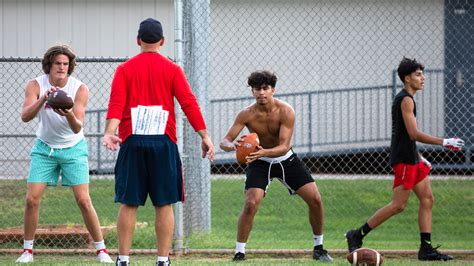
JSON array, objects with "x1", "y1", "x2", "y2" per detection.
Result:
[{"x1": 220, "y1": 70, "x2": 333, "y2": 262}]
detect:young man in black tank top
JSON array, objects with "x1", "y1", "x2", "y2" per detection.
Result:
[{"x1": 345, "y1": 57, "x2": 464, "y2": 261}]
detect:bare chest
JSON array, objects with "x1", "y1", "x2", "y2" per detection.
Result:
[{"x1": 246, "y1": 113, "x2": 281, "y2": 142}]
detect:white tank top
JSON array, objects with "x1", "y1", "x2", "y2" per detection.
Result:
[{"x1": 35, "y1": 74, "x2": 85, "y2": 148}]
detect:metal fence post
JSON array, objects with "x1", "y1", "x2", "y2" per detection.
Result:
[
  {"x1": 392, "y1": 69, "x2": 398, "y2": 99},
  {"x1": 182, "y1": 0, "x2": 211, "y2": 234},
  {"x1": 173, "y1": 0, "x2": 185, "y2": 254}
]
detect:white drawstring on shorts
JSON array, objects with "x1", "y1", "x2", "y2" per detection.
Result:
[{"x1": 262, "y1": 150, "x2": 295, "y2": 194}]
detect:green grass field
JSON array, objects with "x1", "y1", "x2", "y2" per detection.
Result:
[
  {"x1": 1, "y1": 253, "x2": 474, "y2": 265},
  {"x1": 190, "y1": 178, "x2": 474, "y2": 250},
  {"x1": 1, "y1": 177, "x2": 473, "y2": 264}
]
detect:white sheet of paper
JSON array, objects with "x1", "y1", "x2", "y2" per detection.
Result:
[
  {"x1": 158, "y1": 110, "x2": 169, "y2": 135},
  {"x1": 132, "y1": 105, "x2": 165, "y2": 135},
  {"x1": 131, "y1": 107, "x2": 138, "y2": 134}
]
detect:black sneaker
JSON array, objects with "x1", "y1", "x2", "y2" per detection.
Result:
[
  {"x1": 345, "y1": 229, "x2": 363, "y2": 252},
  {"x1": 233, "y1": 252, "x2": 246, "y2": 261},
  {"x1": 312, "y1": 247, "x2": 333, "y2": 262},
  {"x1": 418, "y1": 245, "x2": 453, "y2": 261},
  {"x1": 115, "y1": 257, "x2": 130, "y2": 266}
]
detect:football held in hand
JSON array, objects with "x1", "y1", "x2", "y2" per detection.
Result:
[
  {"x1": 47, "y1": 90, "x2": 74, "y2": 110},
  {"x1": 236, "y1": 133, "x2": 260, "y2": 164}
]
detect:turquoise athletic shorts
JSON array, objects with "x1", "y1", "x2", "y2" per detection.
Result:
[{"x1": 28, "y1": 138, "x2": 89, "y2": 186}]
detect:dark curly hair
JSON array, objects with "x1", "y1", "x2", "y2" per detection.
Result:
[
  {"x1": 397, "y1": 57, "x2": 424, "y2": 83},
  {"x1": 247, "y1": 70, "x2": 277, "y2": 88},
  {"x1": 41, "y1": 45, "x2": 76, "y2": 75}
]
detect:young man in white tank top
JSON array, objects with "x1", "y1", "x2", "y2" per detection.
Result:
[{"x1": 16, "y1": 45, "x2": 113, "y2": 264}]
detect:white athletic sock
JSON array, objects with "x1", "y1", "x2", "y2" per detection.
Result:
[
  {"x1": 157, "y1": 256, "x2": 169, "y2": 262},
  {"x1": 235, "y1": 242, "x2": 246, "y2": 254},
  {"x1": 313, "y1": 234, "x2": 323, "y2": 247},
  {"x1": 94, "y1": 240, "x2": 106, "y2": 250},
  {"x1": 118, "y1": 255, "x2": 129, "y2": 262},
  {"x1": 23, "y1": 240, "x2": 34, "y2": 250}
]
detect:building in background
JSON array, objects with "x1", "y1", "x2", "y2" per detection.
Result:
[{"x1": 1, "y1": 0, "x2": 471, "y2": 174}]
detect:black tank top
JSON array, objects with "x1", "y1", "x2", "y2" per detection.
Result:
[{"x1": 389, "y1": 89, "x2": 419, "y2": 165}]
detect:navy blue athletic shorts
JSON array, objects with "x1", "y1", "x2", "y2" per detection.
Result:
[
  {"x1": 245, "y1": 153, "x2": 314, "y2": 195},
  {"x1": 114, "y1": 135, "x2": 184, "y2": 206}
]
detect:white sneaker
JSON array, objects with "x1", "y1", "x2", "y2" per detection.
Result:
[
  {"x1": 15, "y1": 250, "x2": 34, "y2": 263},
  {"x1": 97, "y1": 249, "x2": 114, "y2": 263}
]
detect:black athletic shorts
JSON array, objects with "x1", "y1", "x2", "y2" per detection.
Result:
[
  {"x1": 114, "y1": 135, "x2": 184, "y2": 206},
  {"x1": 245, "y1": 153, "x2": 314, "y2": 195}
]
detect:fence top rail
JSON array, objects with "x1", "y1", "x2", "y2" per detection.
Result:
[
  {"x1": 210, "y1": 84, "x2": 396, "y2": 103},
  {"x1": 86, "y1": 109, "x2": 108, "y2": 114},
  {"x1": 210, "y1": 68, "x2": 441, "y2": 104},
  {"x1": 0, "y1": 57, "x2": 128, "y2": 63}
]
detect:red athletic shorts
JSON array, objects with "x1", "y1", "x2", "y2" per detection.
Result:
[{"x1": 392, "y1": 161, "x2": 430, "y2": 190}]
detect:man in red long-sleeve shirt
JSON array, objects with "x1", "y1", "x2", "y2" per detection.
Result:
[{"x1": 102, "y1": 18, "x2": 215, "y2": 266}]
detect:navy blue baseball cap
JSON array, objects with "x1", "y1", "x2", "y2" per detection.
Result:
[{"x1": 138, "y1": 18, "x2": 163, "y2": 43}]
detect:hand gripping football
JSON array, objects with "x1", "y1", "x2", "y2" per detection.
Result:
[
  {"x1": 347, "y1": 248, "x2": 384, "y2": 265},
  {"x1": 47, "y1": 90, "x2": 74, "y2": 110},
  {"x1": 236, "y1": 133, "x2": 260, "y2": 164}
]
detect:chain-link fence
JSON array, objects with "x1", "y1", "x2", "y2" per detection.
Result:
[
  {"x1": 0, "y1": 0, "x2": 472, "y2": 254},
  {"x1": 0, "y1": 58, "x2": 125, "y2": 249},
  {"x1": 181, "y1": 0, "x2": 473, "y2": 252}
]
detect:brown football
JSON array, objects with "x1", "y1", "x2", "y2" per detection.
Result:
[
  {"x1": 47, "y1": 90, "x2": 74, "y2": 110},
  {"x1": 347, "y1": 248, "x2": 384, "y2": 265},
  {"x1": 236, "y1": 133, "x2": 260, "y2": 164}
]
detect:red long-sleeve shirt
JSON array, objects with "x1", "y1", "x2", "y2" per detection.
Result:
[{"x1": 106, "y1": 52, "x2": 206, "y2": 143}]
